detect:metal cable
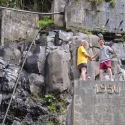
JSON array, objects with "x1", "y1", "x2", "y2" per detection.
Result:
[
  {"x1": 2, "y1": 28, "x2": 41, "y2": 125},
  {"x1": 0, "y1": 5, "x2": 61, "y2": 124}
]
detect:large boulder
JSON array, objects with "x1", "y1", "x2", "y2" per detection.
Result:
[
  {"x1": 28, "y1": 73, "x2": 44, "y2": 95},
  {"x1": 0, "y1": 46, "x2": 22, "y2": 65},
  {"x1": 24, "y1": 46, "x2": 46, "y2": 75},
  {"x1": 69, "y1": 33, "x2": 89, "y2": 51},
  {"x1": 46, "y1": 49, "x2": 71, "y2": 92},
  {"x1": 88, "y1": 34, "x2": 99, "y2": 48}
]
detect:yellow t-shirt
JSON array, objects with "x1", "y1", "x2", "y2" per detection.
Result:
[{"x1": 77, "y1": 46, "x2": 88, "y2": 66}]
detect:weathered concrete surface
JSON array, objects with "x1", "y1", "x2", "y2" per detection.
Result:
[
  {"x1": 46, "y1": 49, "x2": 71, "y2": 92},
  {"x1": 73, "y1": 80, "x2": 125, "y2": 125},
  {"x1": 1, "y1": 9, "x2": 39, "y2": 45},
  {"x1": 51, "y1": 0, "x2": 68, "y2": 27},
  {"x1": 65, "y1": 0, "x2": 125, "y2": 34}
]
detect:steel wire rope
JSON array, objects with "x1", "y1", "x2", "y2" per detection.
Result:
[
  {"x1": 1, "y1": 28, "x2": 42, "y2": 125},
  {"x1": 0, "y1": 4, "x2": 64, "y2": 125}
]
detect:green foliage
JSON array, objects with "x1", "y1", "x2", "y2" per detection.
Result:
[
  {"x1": 12, "y1": 0, "x2": 19, "y2": 8},
  {"x1": 51, "y1": 38, "x2": 55, "y2": 43},
  {"x1": 48, "y1": 120, "x2": 60, "y2": 125},
  {"x1": 96, "y1": 8, "x2": 101, "y2": 12},
  {"x1": 75, "y1": 2, "x2": 79, "y2": 6},
  {"x1": 32, "y1": 94, "x2": 42, "y2": 101},
  {"x1": 27, "y1": 94, "x2": 43, "y2": 103},
  {"x1": 42, "y1": 94, "x2": 67, "y2": 114},
  {"x1": 0, "y1": 0, "x2": 53, "y2": 12},
  {"x1": 89, "y1": 0, "x2": 105, "y2": 2},
  {"x1": 84, "y1": 28, "x2": 92, "y2": 34},
  {"x1": 110, "y1": 0, "x2": 116, "y2": 8},
  {"x1": 0, "y1": 0, "x2": 19, "y2": 8},
  {"x1": 39, "y1": 0, "x2": 53, "y2": 12},
  {"x1": 111, "y1": 54, "x2": 117, "y2": 58},
  {"x1": 9, "y1": 38, "x2": 17, "y2": 42},
  {"x1": 39, "y1": 16, "x2": 54, "y2": 29},
  {"x1": 0, "y1": 0, "x2": 10, "y2": 7},
  {"x1": 122, "y1": 34, "x2": 125, "y2": 39},
  {"x1": 43, "y1": 94, "x2": 56, "y2": 105},
  {"x1": 118, "y1": 41, "x2": 123, "y2": 44},
  {"x1": 101, "y1": 25, "x2": 106, "y2": 34}
]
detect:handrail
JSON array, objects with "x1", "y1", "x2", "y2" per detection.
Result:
[{"x1": 0, "y1": 6, "x2": 64, "y2": 15}]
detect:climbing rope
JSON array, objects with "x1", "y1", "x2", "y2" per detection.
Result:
[
  {"x1": 1, "y1": 28, "x2": 42, "y2": 125},
  {"x1": 0, "y1": 5, "x2": 62, "y2": 125}
]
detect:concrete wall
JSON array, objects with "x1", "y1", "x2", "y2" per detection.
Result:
[
  {"x1": 65, "y1": 0, "x2": 125, "y2": 33},
  {"x1": 52, "y1": 0, "x2": 68, "y2": 27},
  {"x1": 1, "y1": 9, "x2": 39, "y2": 45},
  {"x1": 73, "y1": 80, "x2": 125, "y2": 125}
]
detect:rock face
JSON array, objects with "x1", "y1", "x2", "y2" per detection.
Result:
[
  {"x1": 0, "y1": 30, "x2": 125, "y2": 125},
  {"x1": 46, "y1": 49, "x2": 71, "y2": 92},
  {"x1": 65, "y1": 0, "x2": 125, "y2": 34},
  {"x1": 0, "y1": 41, "x2": 48, "y2": 125},
  {"x1": 29, "y1": 73, "x2": 44, "y2": 95}
]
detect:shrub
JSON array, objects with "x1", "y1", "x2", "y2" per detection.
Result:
[
  {"x1": 39, "y1": 16, "x2": 54, "y2": 29},
  {"x1": 110, "y1": 0, "x2": 116, "y2": 8}
]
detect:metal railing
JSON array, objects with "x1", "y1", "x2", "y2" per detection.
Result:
[{"x1": 0, "y1": 6, "x2": 64, "y2": 15}]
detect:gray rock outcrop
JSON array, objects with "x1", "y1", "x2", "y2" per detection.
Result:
[{"x1": 46, "y1": 49, "x2": 71, "y2": 92}]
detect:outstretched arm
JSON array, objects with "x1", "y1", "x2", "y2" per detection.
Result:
[
  {"x1": 91, "y1": 53, "x2": 98, "y2": 59},
  {"x1": 83, "y1": 52, "x2": 92, "y2": 60},
  {"x1": 111, "y1": 46, "x2": 115, "y2": 54},
  {"x1": 83, "y1": 52, "x2": 91, "y2": 58}
]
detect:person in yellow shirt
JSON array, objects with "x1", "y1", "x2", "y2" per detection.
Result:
[{"x1": 77, "y1": 40, "x2": 91, "y2": 81}]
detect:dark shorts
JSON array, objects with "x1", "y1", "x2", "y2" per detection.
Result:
[
  {"x1": 99, "y1": 60, "x2": 111, "y2": 70},
  {"x1": 77, "y1": 63, "x2": 87, "y2": 72}
]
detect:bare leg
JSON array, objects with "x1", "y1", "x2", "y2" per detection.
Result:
[
  {"x1": 86, "y1": 76, "x2": 91, "y2": 81},
  {"x1": 99, "y1": 69, "x2": 103, "y2": 81},
  {"x1": 80, "y1": 67, "x2": 87, "y2": 81},
  {"x1": 107, "y1": 68, "x2": 113, "y2": 81}
]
